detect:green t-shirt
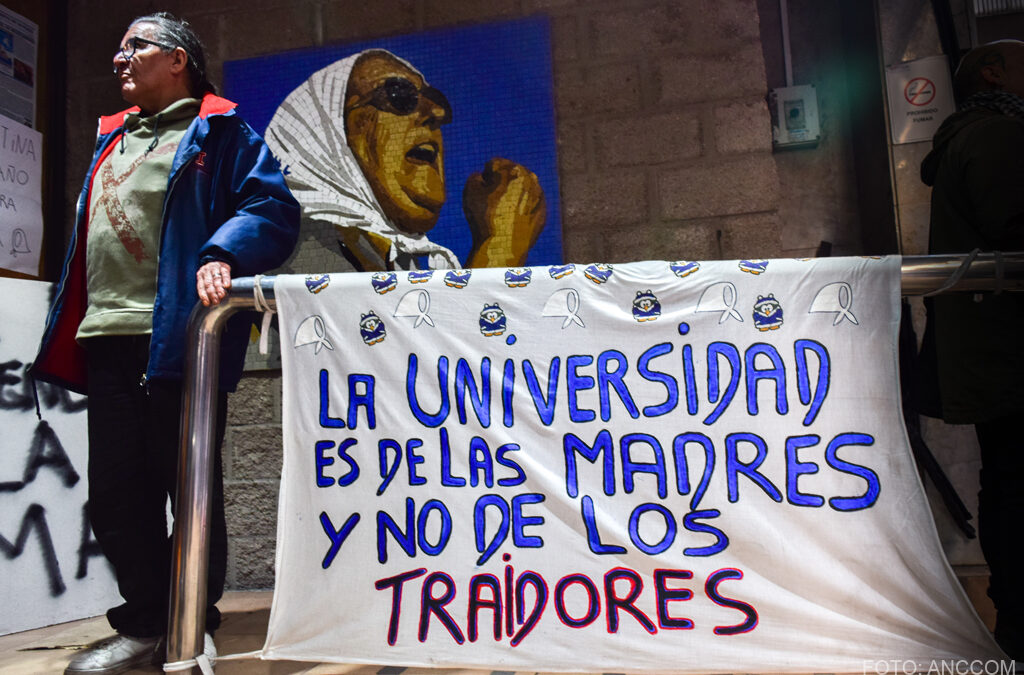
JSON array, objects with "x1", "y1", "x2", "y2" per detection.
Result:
[{"x1": 78, "y1": 98, "x2": 201, "y2": 340}]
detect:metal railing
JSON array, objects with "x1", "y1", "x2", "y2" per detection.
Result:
[{"x1": 165, "y1": 252, "x2": 1024, "y2": 671}]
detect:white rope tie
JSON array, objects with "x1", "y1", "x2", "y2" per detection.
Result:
[
  {"x1": 253, "y1": 274, "x2": 274, "y2": 355},
  {"x1": 163, "y1": 653, "x2": 214, "y2": 674},
  {"x1": 163, "y1": 647, "x2": 263, "y2": 672}
]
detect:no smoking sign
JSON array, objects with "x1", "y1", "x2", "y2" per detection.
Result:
[
  {"x1": 885, "y1": 56, "x2": 954, "y2": 144},
  {"x1": 904, "y1": 77, "x2": 936, "y2": 106}
]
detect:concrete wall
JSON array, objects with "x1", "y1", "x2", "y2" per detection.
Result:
[
  {"x1": 62, "y1": 0, "x2": 893, "y2": 589},
  {"x1": 65, "y1": 0, "x2": 786, "y2": 265},
  {"x1": 758, "y1": 0, "x2": 890, "y2": 258}
]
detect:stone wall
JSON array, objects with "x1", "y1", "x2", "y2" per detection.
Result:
[{"x1": 65, "y1": 0, "x2": 788, "y2": 589}]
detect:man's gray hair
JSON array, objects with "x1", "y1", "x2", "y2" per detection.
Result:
[{"x1": 130, "y1": 12, "x2": 216, "y2": 97}]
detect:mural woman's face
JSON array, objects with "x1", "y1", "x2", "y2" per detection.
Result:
[{"x1": 345, "y1": 52, "x2": 450, "y2": 235}]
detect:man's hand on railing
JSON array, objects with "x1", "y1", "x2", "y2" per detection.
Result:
[{"x1": 197, "y1": 261, "x2": 233, "y2": 307}]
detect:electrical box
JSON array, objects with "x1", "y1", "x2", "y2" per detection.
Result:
[{"x1": 770, "y1": 84, "x2": 820, "y2": 150}]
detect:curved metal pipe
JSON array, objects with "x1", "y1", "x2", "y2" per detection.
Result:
[
  {"x1": 166, "y1": 289, "x2": 261, "y2": 669},
  {"x1": 900, "y1": 252, "x2": 1024, "y2": 294},
  {"x1": 165, "y1": 253, "x2": 1024, "y2": 669}
]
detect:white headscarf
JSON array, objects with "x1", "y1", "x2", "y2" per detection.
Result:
[{"x1": 265, "y1": 49, "x2": 459, "y2": 269}]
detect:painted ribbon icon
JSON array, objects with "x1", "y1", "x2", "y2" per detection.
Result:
[
  {"x1": 542, "y1": 288, "x2": 585, "y2": 329},
  {"x1": 809, "y1": 282, "x2": 859, "y2": 325},
  {"x1": 695, "y1": 281, "x2": 743, "y2": 324},
  {"x1": 394, "y1": 289, "x2": 435, "y2": 328},
  {"x1": 293, "y1": 315, "x2": 334, "y2": 354}
]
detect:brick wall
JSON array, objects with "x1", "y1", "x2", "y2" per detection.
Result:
[
  {"x1": 65, "y1": 0, "x2": 782, "y2": 589},
  {"x1": 223, "y1": 374, "x2": 282, "y2": 587}
]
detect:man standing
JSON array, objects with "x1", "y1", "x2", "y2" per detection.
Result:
[
  {"x1": 30, "y1": 13, "x2": 299, "y2": 674},
  {"x1": 920, "y1": 39, "x2": 1024, "y2": 661}
]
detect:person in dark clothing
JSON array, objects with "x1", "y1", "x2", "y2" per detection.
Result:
[
  {"x1": 30, "y1": 12, "x2": 299, "y2": 674},
  {"x1": 919, "y1": 39, "x2": 1024, "y2": 661}
]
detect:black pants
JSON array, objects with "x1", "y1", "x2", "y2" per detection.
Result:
[
  {"x1": 85, "y1": 335, "x2": 227, "y2": 638},
  {"x1": 976, "y1": 415, "x2": 1024, "y2": 658}
]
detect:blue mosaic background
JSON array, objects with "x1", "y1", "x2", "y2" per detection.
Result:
[{"x1": 224, "y1": 16, "x2": 562, "y2": 267}]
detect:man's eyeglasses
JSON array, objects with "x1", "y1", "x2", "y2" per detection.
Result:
[
  {"x1": 347, "y1": 77, "x2": 452, "y2": 124},
  {"x1": 113, "y1": 37, "x2": 174, "y2": 72}
]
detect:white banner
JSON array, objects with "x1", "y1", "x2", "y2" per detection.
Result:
[
  {"x1": 0, "y1": 277, "x2": 118, "y2": 635},
  {"x1": 268, "y1": 257, "x2": 1001, "y2": 672}
]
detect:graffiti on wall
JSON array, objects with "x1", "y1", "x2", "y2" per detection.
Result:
[{"x1": 0, "y1": 278, "x2": 118, "y2": 635}]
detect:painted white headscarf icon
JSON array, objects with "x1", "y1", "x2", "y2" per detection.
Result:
[
  {"x1": 294, "y1": 315, "x2": 334, "y2": 354},
  {"x1": 695, "y1": 282, "x2": 743, "y2": 323},
  {"x1": 9, "y1": 228, "x2": 30, "y2": 256},
  {"x1": 810, "y1": 282, "x2": 859, "y2": 325},
  {"x1": 394, "y1": 289, "x2": 435, "y2": 328},
  {"x1": 542, "y1": 288, "x2": 585, "y2": 329}
]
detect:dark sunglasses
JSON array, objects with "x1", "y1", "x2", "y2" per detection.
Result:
[
  {"x1": 113, "y1": 36, "x2": 175, "y2": 71},
  {"x1": 347, "y1": 77, "x2": 452, "y2": 124}
]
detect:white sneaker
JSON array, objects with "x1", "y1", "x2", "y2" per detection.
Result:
[{"x1": 64, "y1": 634, "x2": 161, "y2": 674}]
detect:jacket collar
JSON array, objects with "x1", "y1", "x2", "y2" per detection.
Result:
[{"x1": 98, "y1": 92, "x2": 237, "y2": 135}]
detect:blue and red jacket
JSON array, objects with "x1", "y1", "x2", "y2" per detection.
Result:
[{"x1": 31, "y1": 93, "x2": 300, "y2": 394}]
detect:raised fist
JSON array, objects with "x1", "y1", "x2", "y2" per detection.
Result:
[{"x1": 463, "y1": 157, "x2": 546, "y2": 267}]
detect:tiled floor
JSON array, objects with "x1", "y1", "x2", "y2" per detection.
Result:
[
  {"x1": 1, "y1": 592, "x2": 286, "y2": 674},
  {"x1": 0, "y1": 576, "x2": 1002, "y2": 675},
  {"x1": 0, "y1": 591, "x2": 584, "y2": 674}
]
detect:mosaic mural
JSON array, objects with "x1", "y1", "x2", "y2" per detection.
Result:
[
  {"x1": 225, "y1": 17, "x2": 561, "y2": 277},
  {"x1": 225, "y1": 18, "x2": 560, "y2": 368}
]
